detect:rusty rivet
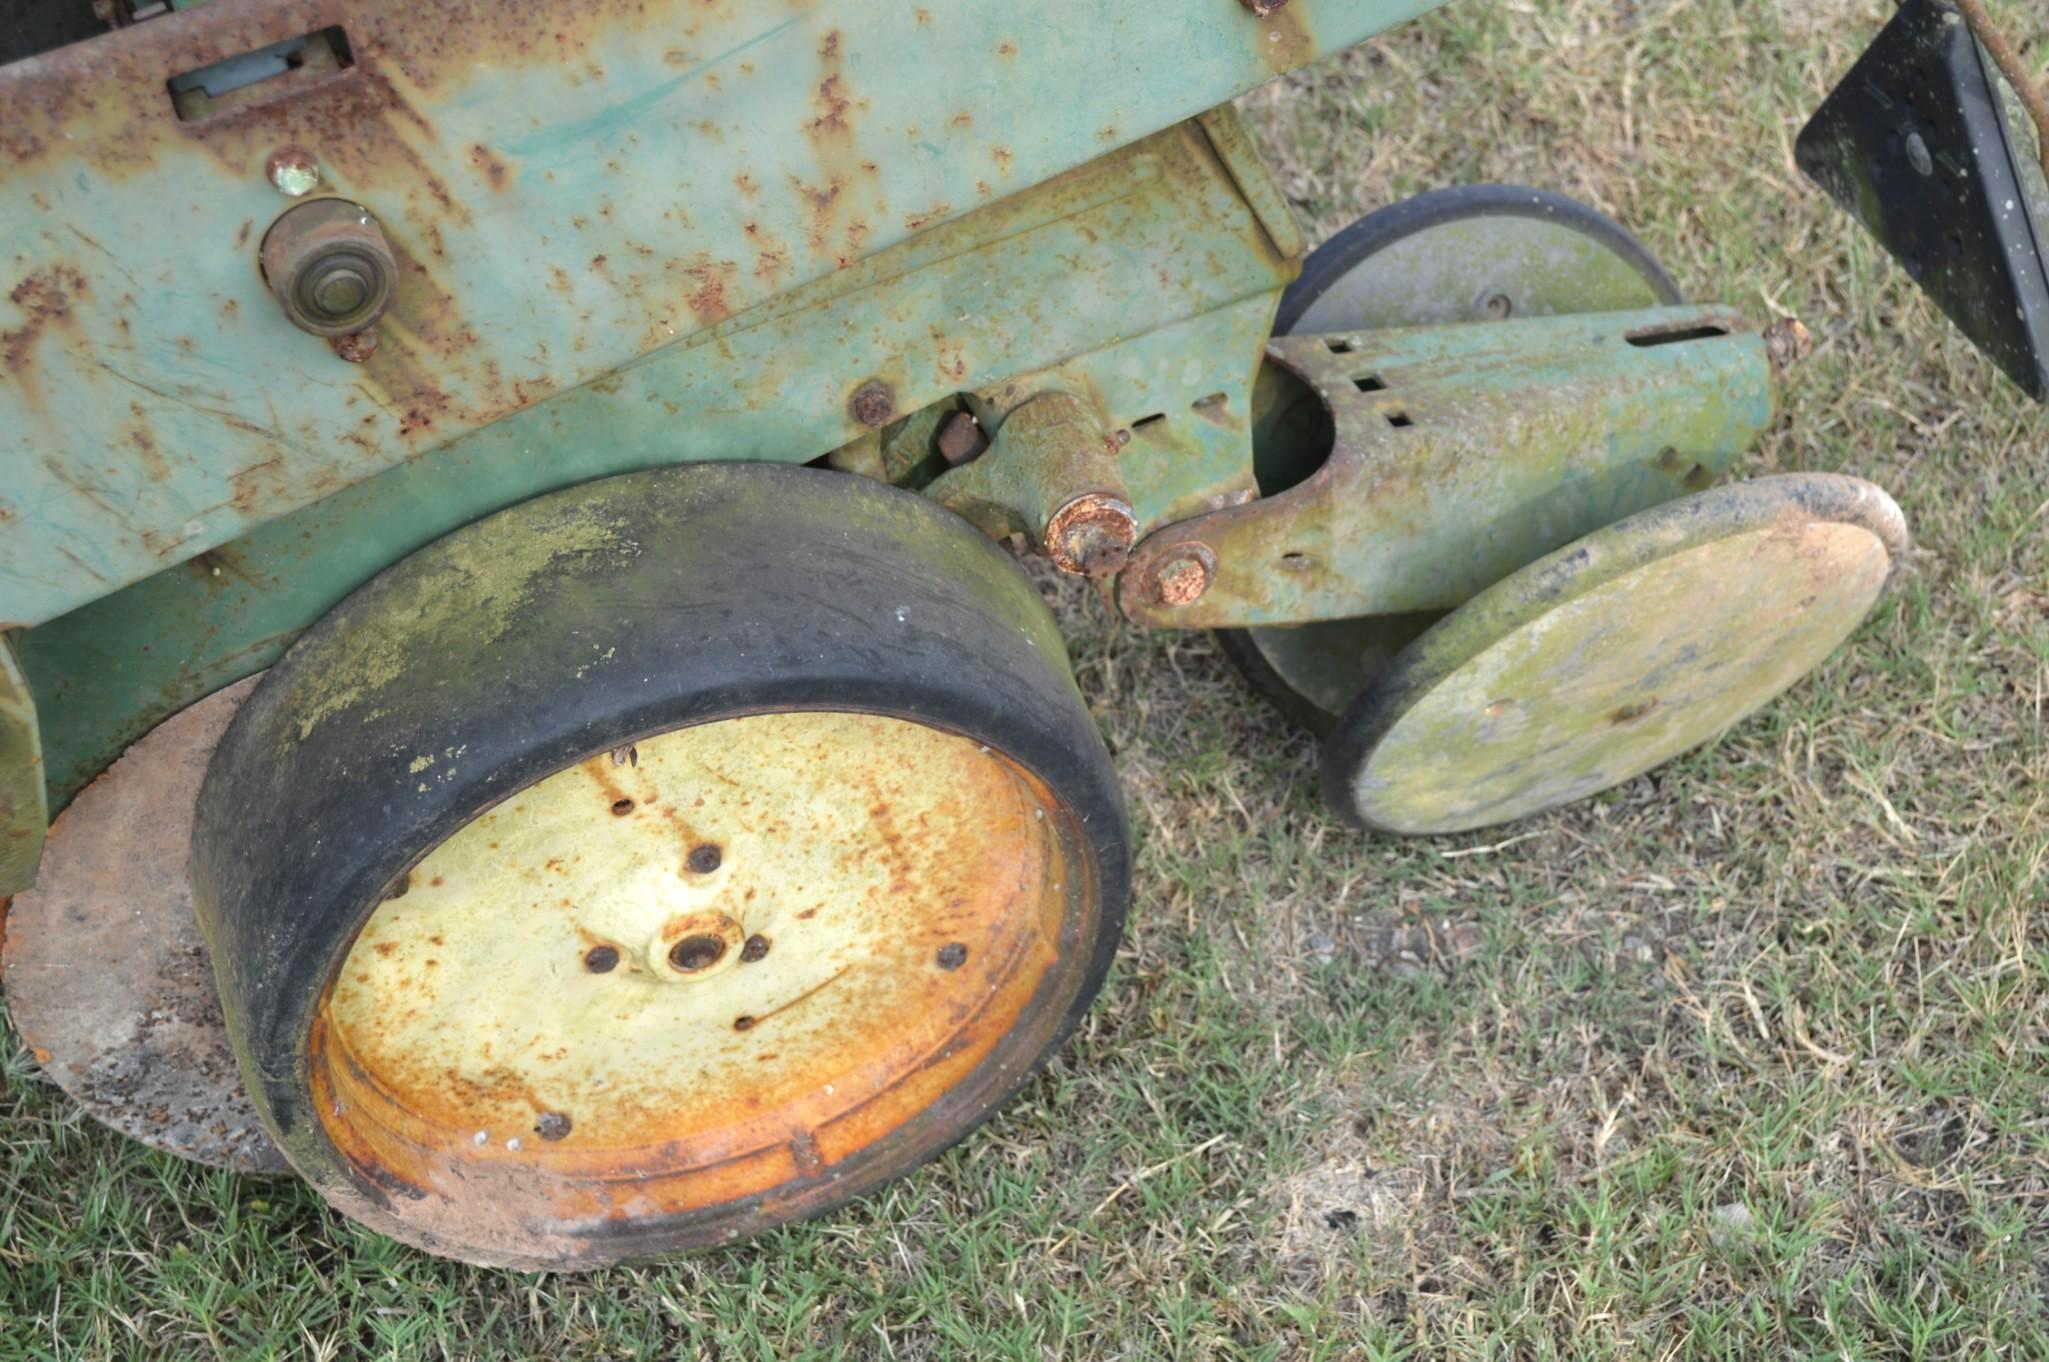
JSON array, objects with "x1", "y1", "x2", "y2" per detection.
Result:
[
  {"x1": 1044, "y1": 493, "x2": 1138, "y2": 578},
  {"x1": 686, "y1": 843, "x2": 722, "y2": 874},
  {"x1": 935, "y1": 409, "x2": 990, "y2": 465},
  {"x1": 534, "y1": 1111, "x2": 573, "y2": 1141},
  {"x1": 670, "y1": 934, "x2": 728, "y2": 973},
  {"x1": 1148, "y1": 543, "x2": 1216, "y2": 607},
  {"x1": 740, "y1": 933, "x2": 772, "y2": 963},
  {"x1": 265, "y1": 147, "x2": 320, "y2": 198},
  {"x1": 848, "y1": 380, "x2": 897, "y2": 428},
  {"x1": 584, "y1": 945, "x2": 620, "y2": 973},
  {"x1": 935, "y1": 942, "x2": 968, "y2": 970}
]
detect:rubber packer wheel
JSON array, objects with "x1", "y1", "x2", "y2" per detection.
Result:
[
  {"x1": 1321, "y1": 474, "x2": 1908, "y2": 835},
  {"x1": 1222, "y1": 185, "x2": 1684, "y2": 734},
  {"x1": 190, "y1": 463, "x2": 1130, "y2": 1269}
]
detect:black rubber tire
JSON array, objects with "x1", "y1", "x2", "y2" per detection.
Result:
[
  {"x1": 1223, "y1": 184, "x2": 1684, "y2": 733},
  {"x1": 190, "y1": 462, "x2": 1130, "y2": 1268},
  {"x1": 1272, "y1": 183, "x2": 1682, "y2": 334}
]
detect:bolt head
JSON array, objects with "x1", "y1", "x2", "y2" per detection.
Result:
[
  {"x1": 849, "y1": 381, "x2": 897, "y2": 428},
  {"x1": 1905, "y1": 132, "x2": 1934, "y2": 178},
  {"x1": 1149, "y1": 544, "x2": 1216, "y2": 606},
  {"x1": 266, "y1": 148, "x2": 321, "y2": 198}
]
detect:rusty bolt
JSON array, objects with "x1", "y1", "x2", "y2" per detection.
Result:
[
  {"x1": 1762, "y1": 318, "x2": 1814, "y2": 373},
  {"x1": 935, "y1": 942, "x2": 968, "y2": 970},
  {"x1": 935, "y1": 409, "x2": 989, "y2": 465},
  {"x1": 848, "y1": 380, "x2": 897, "y2": 428},
  {"x1": 1044, "y1": 493, "x2": 1138, "y2": 578},
  {"x1": 260, "y1": 198, "x2": 398, "y2": 340},
  {"x1": 740, "y1": 933, "x2": 771, "y2": 963},
  {"x1": 329, "y1": 330, "x2": 378, "y2": 364},
  {"x1": 1240, "y1": 0, "x2": 1290, "y2": 14},
  {"x1": 584, "y1": 945, "x2": 620, "y2": 974},
  {"x1": 1148, "y1": 543, "x2": 1217, "y2": 607},
  {"x1": 686, "y1": 843, "x2": 722, "y2": 874},
  {"x1": 266, "y1": 148, "x2": 321, "y2": 198}
]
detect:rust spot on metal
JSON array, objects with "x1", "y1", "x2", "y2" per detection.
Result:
[
  {"x1": 610, "y1": 797, "x2": 635, "y2": 816},
  {"x1": 468, "y1": 143, "x2": 511, "y2": 190},
  {"x1": 739, "y1": 933, "x2": 771, "y2": 963},
  {"x1": 3, "y1": 264, "x2": 86, "y2": 374},
  {"x1": 935, "y1": 943, "x2": 968, "y2": 970},
  {"x1": 680, "y1": 255, "x2": 739, "y2": 325},
  {"x1": 848, "y1": 379, "x2": 896, "y2": 428}
]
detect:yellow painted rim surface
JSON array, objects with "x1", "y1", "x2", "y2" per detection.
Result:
[
  {"x1": 311, "y1": 710, "x2": 1090, "y2": 1230},
  {"x1": 1353, "y1": 519, "x2": 1892, "y2": 833}
]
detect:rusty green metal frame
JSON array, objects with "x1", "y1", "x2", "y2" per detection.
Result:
[
  {"x1": 0, "y1": 0, "x2": 1444, "y2": 630},
  {"x1": 0, "y1": 0, "x2": 1795, "y2": 903},
  {"x1": 1119, "y1": 308, "x2": 1779, "y2": 627},
  {"x1": 11, "y1": 114, "x2": 1299, "y2": 820}
]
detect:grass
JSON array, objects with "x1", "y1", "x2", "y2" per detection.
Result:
[{"x1": 4, "y1": 1, "x2": 2047, "y2": 1356}]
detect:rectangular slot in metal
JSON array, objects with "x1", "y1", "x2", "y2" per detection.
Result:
[{"x1": 168, "y1": 26, "x2": 353, "y2": 122}]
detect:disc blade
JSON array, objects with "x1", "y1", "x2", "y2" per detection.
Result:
[
  {"x1": 2, "y1": 676, "x2": 285, "y2": 1173},
  {"x1": 1322, "y1": 475, "x2": 1908, "y2": 835}
]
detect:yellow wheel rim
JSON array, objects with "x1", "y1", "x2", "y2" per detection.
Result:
[{"x1": 311, "y1": 710, "x2": 1092, "y2": 1232}]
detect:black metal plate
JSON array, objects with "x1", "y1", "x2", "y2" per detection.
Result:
[{"x1": 1797, "y1": 0, "x2": 2049, "y2": 400}]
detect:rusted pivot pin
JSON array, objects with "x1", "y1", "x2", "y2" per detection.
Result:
[{"x1": 925, "y1": 391, "x2": 1137, "y2": 577}]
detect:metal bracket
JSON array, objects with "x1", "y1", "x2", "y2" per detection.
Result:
[{"x1": 1117, "y1": 306, "x2": 1780, "y2": 628}]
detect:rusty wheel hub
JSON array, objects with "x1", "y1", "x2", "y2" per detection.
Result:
[{"x1": 314, "y1": 710, "x2": 1084, "y2": 1216}]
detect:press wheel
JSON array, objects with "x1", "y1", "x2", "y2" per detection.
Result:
[
  {"x1": 1225, "y1": 184, "x2": 1685, "y2": 733},
  {"x1": 1321, "y1": 474, "x2": 1907, "y2": 835},
  {"x1": 190, "y1": 463, "x2": 1130, "y2": 1268}
]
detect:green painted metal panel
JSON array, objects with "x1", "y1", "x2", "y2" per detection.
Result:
[
  {"x1": 0, "y1": 0, "x2": 1446, "y2": 629},
  {"x1": 15, "y1": 118, "x2": 1294, "y2": 815}
]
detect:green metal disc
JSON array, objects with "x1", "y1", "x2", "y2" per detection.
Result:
[
  {"x1": 1225, "y1": 185, "x2": 1683, "y2": 733},
  {"x1": 1322, "y1": 475, "x2": 1908, "y2": 835}
]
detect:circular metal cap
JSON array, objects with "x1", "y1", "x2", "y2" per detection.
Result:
[
  {"x1": 1322, "y1": 474, "x2": 1908, "y2": 835},
  {"x1": 260, "y1": 198, "x2": 397, "y2": 339}
]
